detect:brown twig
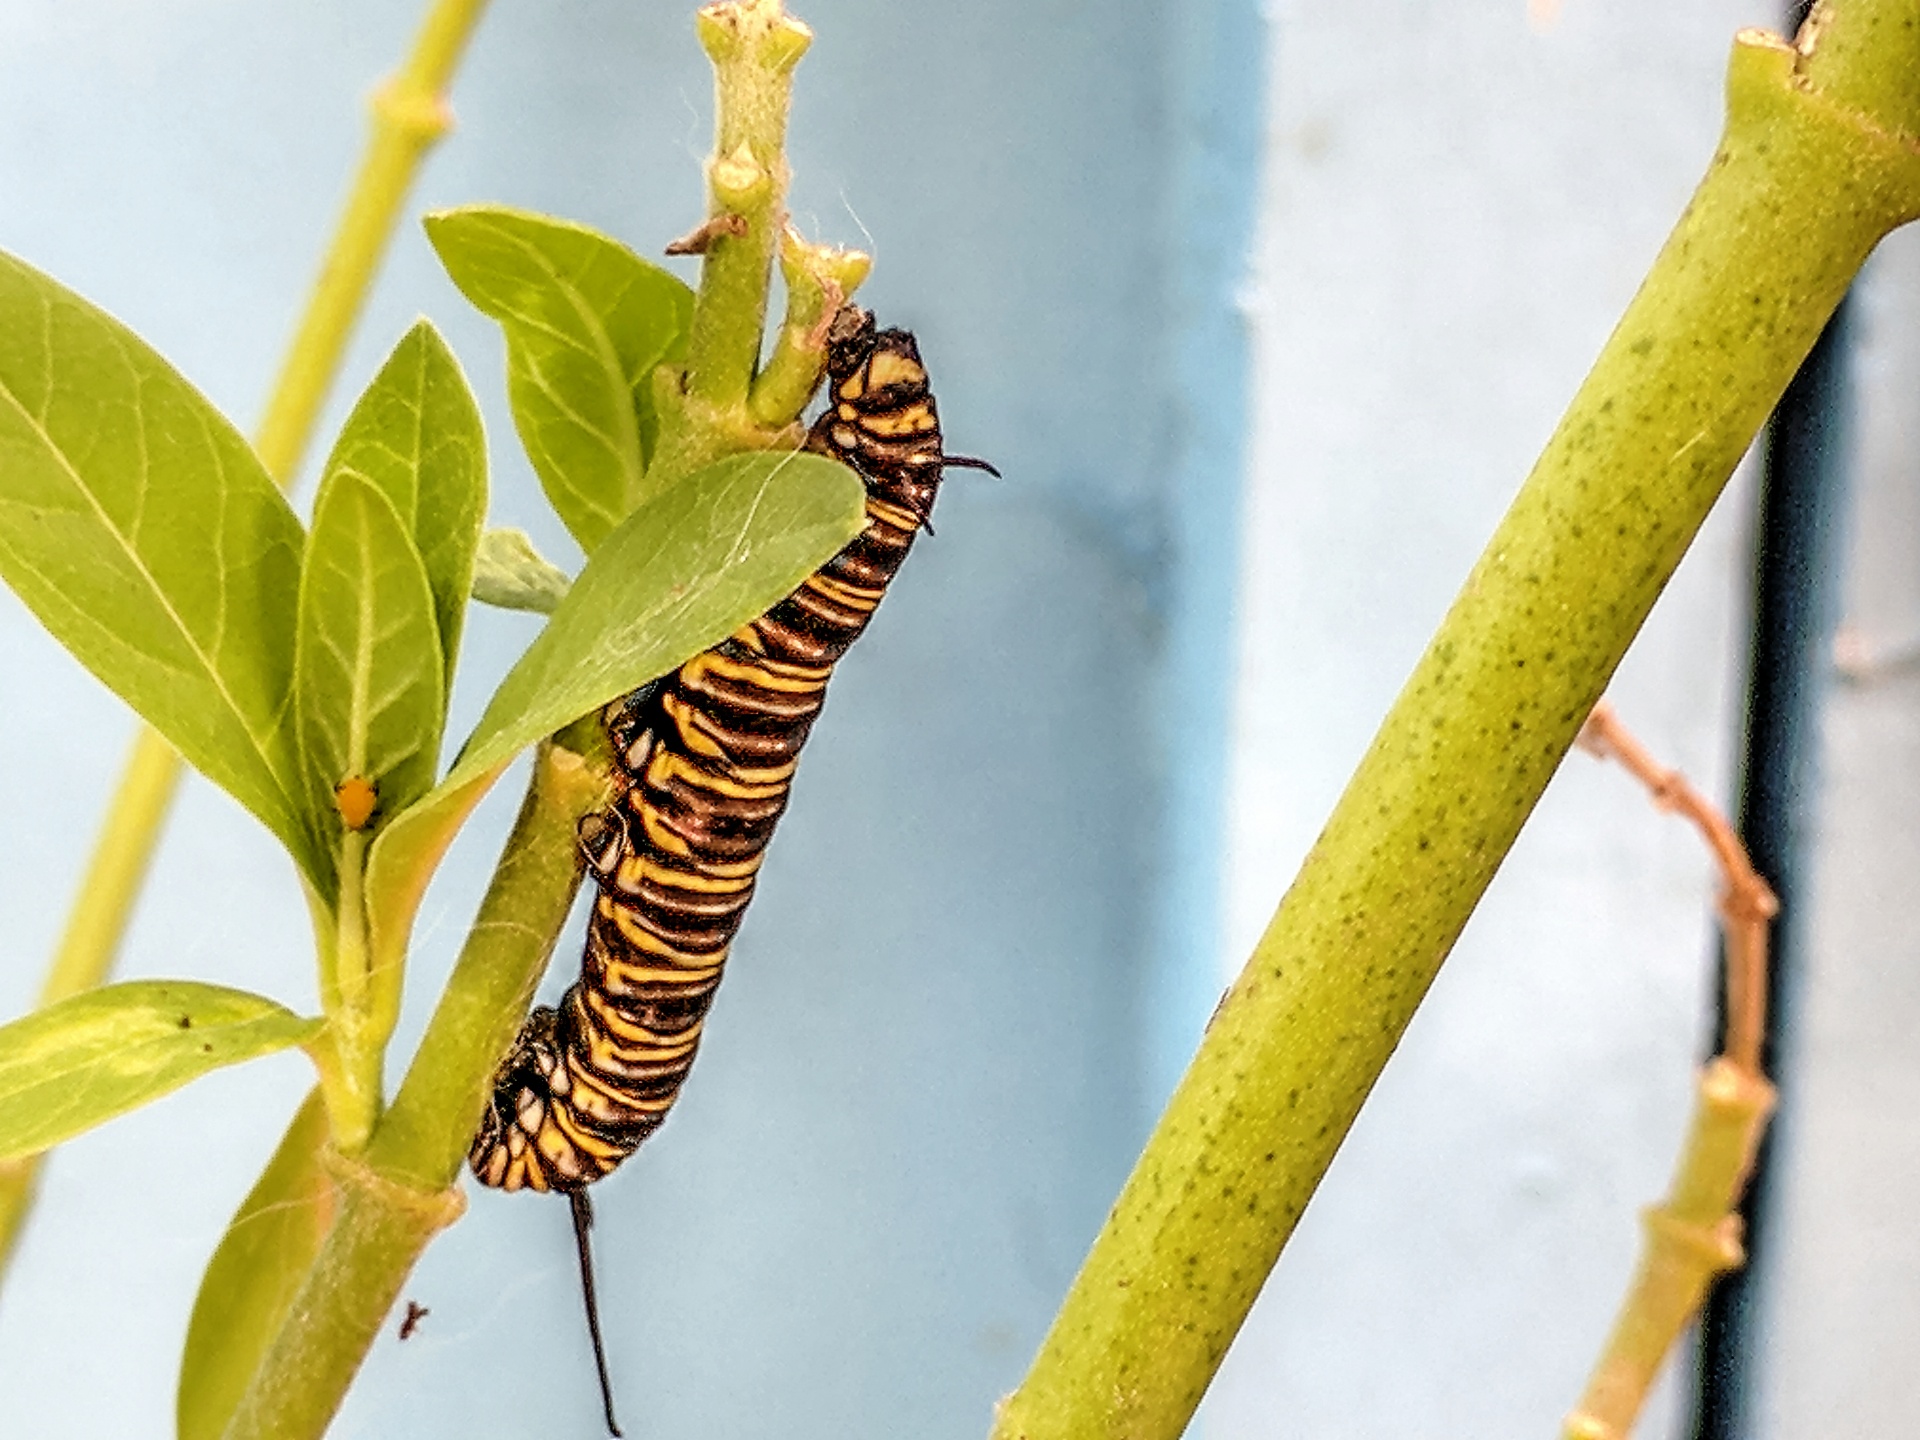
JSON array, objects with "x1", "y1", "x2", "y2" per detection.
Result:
[
  {"x1": 1575, "y1": 699, "x2": 1777, "y2": 1075},
  {"x1": 1563, "y1": 699, "x2": 1779, "y2": 1440}
]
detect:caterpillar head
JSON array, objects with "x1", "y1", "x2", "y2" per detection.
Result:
[{"x1": 807, "y1": 306, "x2": 996, "y2": 531}]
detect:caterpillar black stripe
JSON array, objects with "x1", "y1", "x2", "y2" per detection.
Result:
[{"x1": 470, "y1": 307, "x2": 993, "y2": 1202}]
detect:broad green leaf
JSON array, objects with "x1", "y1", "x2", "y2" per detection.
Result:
[
  {"x1": 472, "y1": 525, "x2": 571, "y2": 615},
  {"x1": 315, "y1": 321, "x2": 485, "y2": 696},
  {"x1": 425, "y1": 205, "x2": 695, "y2": 553},
  {"x1": 364, "y1": 449, "x2": 864, "y2": 982},
  {"x1": 0, "y1": 249, "x2": 314, "y2": 882},
  {"x1": 178, "y1": 1088, "x2": 333, "y2": 1440},
  {"x1": 294, "y1": 471, "x2": 445, "y2": 891},
  {"x1": 0, "y1": 981, "x2": 322, "y2": 1160}
]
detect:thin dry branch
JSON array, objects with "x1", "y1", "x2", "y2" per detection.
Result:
[
  {"x1": 1562, "y1": 699, "x2": 1780, "y2": 1440},
  {"x1": 1575, "y1": 699, "x2": 1777, "y2": 1075}
]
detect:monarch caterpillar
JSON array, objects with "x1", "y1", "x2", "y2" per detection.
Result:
[{"x1": 469, "y1": 305, "x2": 995, "y2": 1433}]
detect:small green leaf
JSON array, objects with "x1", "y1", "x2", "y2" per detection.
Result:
[
  {"x1": 425, "y1": 205, "x2": 695, "y2": 553},
  {"x1": 364, "y1": 449, "x2": 864, "y2": 984},
  {"x1": 472, "y1": 525, "x2": 572, "y2": 615},
  {"x1": 0, "y1": 981, "x2": 322, "y2": 1161},
  {"x1": 294, "y1": 472, "x2": 445, "y2": 888},
  {"x1": 0, "y1": 249, "x2": 315, "y2": 882},
  {"x1": 315, "y1": 321, "x2": 486, "y2": 697},
  {"x1": 178, "y1": 1088, "x2": 333, "y2": 1440}
]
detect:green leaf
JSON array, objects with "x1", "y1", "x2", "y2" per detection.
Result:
[
  {"x1": 178, "y1": 1088, "x2": 333, "y2": 1440},
  {"x1": 425, "y1": 205, "x2": 695, "y2": 553},
  {"x1": 0, "y1": 249, "x2": 314, "y2": 881},
  {"x1": 315, "y1": 321, "x2": 485, "y2": 697},
  {"x1": 0, "y1": 981, "x2": 322, "y2": 1161},
  {"x1": 472, "y1": 525, "x2": 572, "y2": 615},
  {"x1": 456, "y1": 450, "x2": 864, "y2": 800},
  {"x1": 294, "y1": 471, "x2": 445, "y2": 888},
  {"x1": 363, "y1": 449, "x2": 864, "y2": 986}
]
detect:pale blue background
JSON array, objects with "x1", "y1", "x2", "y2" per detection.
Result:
[
  {"x1": 6, "y1": 6, "x2": 1917, "y2": 1440},
  {"x1": 0, "y1": 2, "x2": 1253, "y2": 1436}
]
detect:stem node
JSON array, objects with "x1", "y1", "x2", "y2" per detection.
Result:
[{"x1": 371, "y1": 77, "x2": 455, "y2": 145}]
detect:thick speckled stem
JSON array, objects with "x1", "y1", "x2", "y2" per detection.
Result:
[{"x1": 991, "y1": 18, "x2": 1920, "y2": 1440}]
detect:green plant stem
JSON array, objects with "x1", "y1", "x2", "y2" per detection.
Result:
[
  {"x1": 990, "y1": 17, "x2": 1920, "y2": 1440},
  {"x1": 0, "y1": 0, "x2": 492, "y2": 1285},
  {"x1": 0, "y1": 730, "x2": 176, "y2": 1268},
  {"x1": 683, "y1": 0, "x2": 809, "y2": 411},
  {"x1": 1800, "y1": 0, "x2": 1920, "y2": 130},
  {"x1": 748, "y1": 229, "x2": 872, "y2": 427},
  {"x1": 218, "y1": 1157, "x2": 465, "y2": 1440},
  {"x1": 327, "y1": 828, "x2": 381, "y2": 1154},
  {"x1": 649, "y1": 0, "x2": 815, "y2": 484},
  {"x1": 1563, "y1": 1060, "x2": 1776, "y2": 1440},
  {"x1": 221, "y1": 737, "x2": 606, "y2": 1440},
  {"x1": 368, "y1": 732, "x2": 610, "y2": 1190},
  {"x1": 36, "y1": 731, "x2": 181, "y2": 1009},
  {"x1": 253, "y1": 0, "x2": 489, "y2": 484}
]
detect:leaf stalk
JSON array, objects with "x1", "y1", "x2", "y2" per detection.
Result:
[
  {"x1": 324, "y1": 828, "x2": 381, "y2": 1154},
  {"x1": 748, "y1": 229, "x2": 873, "y2": 427}
]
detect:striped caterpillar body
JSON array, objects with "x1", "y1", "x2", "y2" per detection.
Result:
[{"x1": 469, "y1": 306, "x2": 991, "y2": 1196}]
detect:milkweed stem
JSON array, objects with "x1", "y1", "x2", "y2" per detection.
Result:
[{"x1": 645, "y1": 0, "x2": 864, "y2": 488}]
